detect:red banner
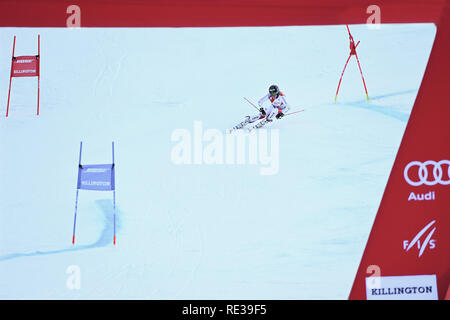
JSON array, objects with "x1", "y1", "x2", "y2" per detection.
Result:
[
  {"x1": 11, "y1": 55, "x2": 39, "y2": 78},
  {"x1": 0, "y1": 0, "x2": 445, "y2": 27},
  {"x1": 349, "y1": 0, "x2": 450, "y2": 300}
]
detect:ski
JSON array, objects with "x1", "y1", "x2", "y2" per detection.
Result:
[
  {"x1": 245, "y1": 118, "x2": 270, "y2": 132},
  {"x1": 227, "y1": 118, "x2": 267, "y2": 134},
  {"x1": 228, "y1": 108, "x2": 304, "y2": 134},
  {"x1": 227, "y1": 116, "x2": 251, "y2": 133}
]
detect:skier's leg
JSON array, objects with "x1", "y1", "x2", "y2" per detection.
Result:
[
  {"x1": 233, "y1": 111, "x2": 265, "y2": 130},
  {"x1": 250, "y1": 105, "x2": 277, "y2": 130},
  {"x1": 265, "y1": 105, "x2": 278, "y2": 122},
  {"x1": 248, "y1": 113, "x2": 264, "y2": 123},
  {"x1": 233, "y1": 113, "x2": 261, "y2": 130},
  {"x1": 249, "y1": 104, "x2": 274, "y2": 123}
]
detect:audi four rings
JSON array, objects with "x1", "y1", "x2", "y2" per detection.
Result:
[{"x1": 404, "y1": 160, "x2": 450, "y2": 186}]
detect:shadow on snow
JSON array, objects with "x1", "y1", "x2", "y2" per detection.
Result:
[
  {"x1": 338, "y1": 89, "x2": 418, "y2": 122},
  {"x1": 0, "y1": 199, "x2": 119, "y2": 262}
]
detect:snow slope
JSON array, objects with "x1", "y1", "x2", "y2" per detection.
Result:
[{"x1": 0, "y1": 24, "x2": 436, "y2": 299}]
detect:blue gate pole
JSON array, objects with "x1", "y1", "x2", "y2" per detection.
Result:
[{"x1": 72, "y1": 141, "x2": 82, "y2": 245}]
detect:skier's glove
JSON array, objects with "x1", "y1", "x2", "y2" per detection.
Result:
[
  {"x1": 276, "y1": 112, "x2": 284, "y2": 119},
  {"x1": 259, "y1": 107, "x2": 266, "y2": 116}
]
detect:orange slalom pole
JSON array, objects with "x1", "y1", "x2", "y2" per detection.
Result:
[{"x1": 6, "y1": 36, "x2": 16, "y2": 117}]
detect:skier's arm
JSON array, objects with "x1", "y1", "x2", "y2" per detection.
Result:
[
  {"x1": 280, "y1": 95, "x2": 291, "y2": 114},
  {"x1": 258, "y1": 94, "x2": 269, "y2": 108}
]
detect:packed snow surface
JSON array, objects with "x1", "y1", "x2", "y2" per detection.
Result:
[{"x1": 0, "y1": 24, "x2": 435, "y2": 299}]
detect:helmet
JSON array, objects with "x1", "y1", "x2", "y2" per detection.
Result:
[{"x1": 269, "y1": 85, "x2": 280, "y2": 97}]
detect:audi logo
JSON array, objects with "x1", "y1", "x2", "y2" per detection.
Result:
[{"x1": 404, "y1": 160, "x2": 450, "y2": 186}]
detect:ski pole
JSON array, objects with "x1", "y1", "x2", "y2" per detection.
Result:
[
  {"x1": 354, "y1": 51, "x2": 370, "y2": 102},
  {"x1": 245, "y1": 97, "x2": 306, "y2": 115},
  {"x1": 243, "y1": 97, "x2": 260, "y2": 111},
  {"x1": 285, "y1": 110, "x2": 304, "y2": 116}
]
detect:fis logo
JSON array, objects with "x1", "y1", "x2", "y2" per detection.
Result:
[{"x1": 403, "y1": 220, "x2": 437, "y2": 257}]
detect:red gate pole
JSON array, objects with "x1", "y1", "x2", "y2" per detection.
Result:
[
  {"x1": 347, "y1": 25, "x2": 369, "y2": 102},
  {"x1": 335, "y1": 25, "x2": 370, "y2": 102},
  {"x1": 346, "y1": 24, "x2": 352, "y2": 39},
  {"x1": 37, "y1": 34, "x2": 40, "y2": 115},
  {"x1": 335, "y1": 53, "x2": 352, "y2": 103},
  {"x1": 6, "y1": 36, "x2": 16, "y2": 117},
  {"x1": 354, "y1": 50, "x2": 370, "y2": 102}
]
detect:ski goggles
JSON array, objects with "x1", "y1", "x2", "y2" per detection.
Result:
[{"x1": 269, "y1": 90, "x2": 278, "y2": 96}]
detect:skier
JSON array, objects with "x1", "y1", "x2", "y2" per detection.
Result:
[{"x1": 233, "y1": 85, "x2": 291, "y2": 130}]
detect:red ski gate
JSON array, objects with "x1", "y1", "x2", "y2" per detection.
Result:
[{"x1": 6, "y1": 35, "x2": 40, "y2": 117}]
